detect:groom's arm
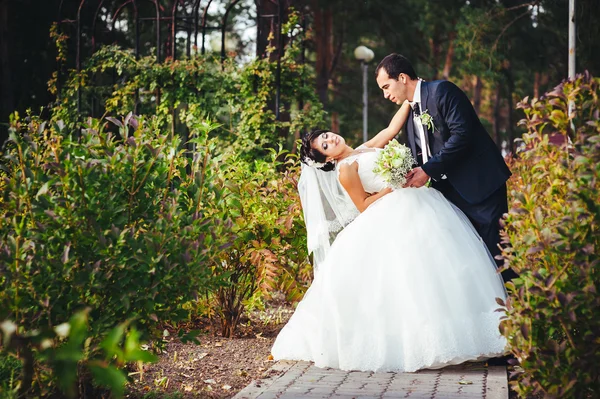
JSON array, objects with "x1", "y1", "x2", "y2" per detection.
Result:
[{"x1": 421, "y1": 81, "x2": 476, "y2": 180}]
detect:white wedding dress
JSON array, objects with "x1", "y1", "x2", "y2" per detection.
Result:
[{"x1": 271, "y1": 148, "x2": 508, "y2": 372}]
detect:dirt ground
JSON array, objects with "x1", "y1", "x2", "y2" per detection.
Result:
[{"x1": 126, "y1": 304, "x2": 294, "y2": 399}]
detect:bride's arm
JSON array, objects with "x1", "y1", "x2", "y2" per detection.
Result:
[
  {"x1": 364, "y1": 100, "x2": 411, "y2": 148},
  {"x1": 339, "y1": 162, "x2": 392, "y2": 213}
]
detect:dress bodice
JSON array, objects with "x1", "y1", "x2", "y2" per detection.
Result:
[{"x1": 338, "y1": 147, "x2": 388, "y2": 194}]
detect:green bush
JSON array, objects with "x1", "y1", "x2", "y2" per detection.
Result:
[
  {"x1": 52, "y1": 18, "x2": 326, "y2": 161},
  {"x1": 0, "y1": 351, "x2": 21, "y2": 398},
  {"x1": 0, "y1": 14, "x2": 323, "y2": 394},
  {"x1": 0, "y1": 113, "x2": 224, "y2": 396},
  {"x1": 204, "y1": 148, "x2": 308, "y2": 337},
  {"x1": 500, "y1": 72, "x2": 600, "y2": 398},
  {"x1": 1, "y1": 310, "x2": 156, "y2": 398}
]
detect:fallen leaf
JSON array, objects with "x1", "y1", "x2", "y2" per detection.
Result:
[
  {"x1": 181, "y1": 373, "x2": 192, "y2": 378},
  {"x1": 267, "y1": 354, "x2": 274, "y2": 360},
  {"x1": 205, "y1": 385, "x2": 213, "y2": 392},
  {"x1": 222, "y1": 385, "x2": 232, "y2": 390},
  {"x1": 204, "y1": 379, "x2": 217, "y2": 384},
  {"x1": 214, "y1": 342, "x2": 223, "y2": 347},
  {"x1": 183, "y1": 385, "x2": 194, "y2": 392},
  {"x1": 458, "y1": 380, "x2": 473, "y2": 385},
  {"x1": 194, "y1": 352, "x2": 209, "y2": 361}
]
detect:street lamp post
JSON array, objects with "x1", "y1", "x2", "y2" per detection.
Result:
[
  {"x1": 568, "y1": 0, "x2": 576, "y2": 134},
  {"x1": 354, "y1": 45, "x2": 375, "y2": 143}
]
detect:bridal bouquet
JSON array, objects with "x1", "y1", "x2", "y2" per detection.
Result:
[{"x1": 372, "y1": 140, "x2": 416, "y2": 189}]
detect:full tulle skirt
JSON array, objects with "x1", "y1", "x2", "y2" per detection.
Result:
[{"x1": 271, "y1": 186, "x2": 507, "y2": 372}]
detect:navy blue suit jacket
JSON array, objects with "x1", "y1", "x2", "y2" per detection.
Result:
[{"x1": 405, "y1": 80, "x2": 511, "y2": 205}]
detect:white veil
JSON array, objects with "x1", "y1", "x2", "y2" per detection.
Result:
[{"x1": 298, "y1": 164, "x2": 359, "y2": 273}]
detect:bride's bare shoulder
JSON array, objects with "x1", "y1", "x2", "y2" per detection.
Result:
[
  {"x1": 338, "y1": 160, "x2": 358, "y2": 172},
  {"x1": 338, "y1": 161, "x2": 359, "y2": 184}
]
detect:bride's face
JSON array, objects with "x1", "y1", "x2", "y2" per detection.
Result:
[{"x1": 312, "y1": 131, "x2": 346, "y2": 161}]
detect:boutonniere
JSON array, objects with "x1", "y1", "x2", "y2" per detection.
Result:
[{"x1": 418, "y1": 109, "x2": 436, "y2": 131}]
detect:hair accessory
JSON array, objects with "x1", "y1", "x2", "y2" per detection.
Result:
[{"x1": 303, "y1": 157, "x2": 327, "y2": 169}]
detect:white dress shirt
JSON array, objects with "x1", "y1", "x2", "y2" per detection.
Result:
[{"x1": 411, "y1": 79, "x2": 432, "y2": 164}]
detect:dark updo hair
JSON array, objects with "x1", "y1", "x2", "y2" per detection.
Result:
[
  {"x1": 300, "y1": 129, "x2": 336, "y2": 172},
  {"x1": 375, "y1": 53, "x2": 418, "y2": 80}
]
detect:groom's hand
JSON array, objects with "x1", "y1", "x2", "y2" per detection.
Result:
[{"x1": 404, "y1": 167, "x2": 430, "y2": 188}]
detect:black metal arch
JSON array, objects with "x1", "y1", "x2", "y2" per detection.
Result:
[
  {"x1": 55, "y1": 0, "x2": 298, "y2": 120},
  {"x1": 171, "y1": 0, "x2": 196, "y2": 60},
  {"x1": 221, "y1": 0, "x2": 242, "y2": 63},
  {"x1": 199, "y1": 0, "x2": 214, "y2": 55},
  {"x1": 110, "y1": 0, "x2": 139, "y2": 57}
]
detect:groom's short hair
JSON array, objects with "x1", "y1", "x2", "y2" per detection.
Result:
[{"x1": 376, "y1": 53, "x2": 417, "y2": 81}]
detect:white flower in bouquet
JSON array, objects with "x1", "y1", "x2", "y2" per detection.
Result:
[{"x1": 372, "y1": 141, "x2": 416, "y2": 189}]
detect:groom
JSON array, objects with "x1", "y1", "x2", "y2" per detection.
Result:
[{"x1": 375, "y1": 53, "x2": 517, "y2": 282}]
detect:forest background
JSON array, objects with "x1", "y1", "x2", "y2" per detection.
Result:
[{"x1": 2, "y1": 0, "x2": 599, "y2": 150}]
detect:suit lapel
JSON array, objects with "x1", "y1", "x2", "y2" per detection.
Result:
[
  {"x1": 421, "y1": 81, "x2": 438, "y2": 155},
  {"x1": 421, "y1": 81, "x2": 431, "y2": 136}
]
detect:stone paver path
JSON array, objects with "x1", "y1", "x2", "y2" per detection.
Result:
[{"x1": 234, "y1": 361, "x2": 508, "y2": 399}]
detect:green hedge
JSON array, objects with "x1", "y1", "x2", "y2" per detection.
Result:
[
  {"x1": 1, "y1": 16, "x2": 322, "y2": 394},
  {"x1": 0, "y1": 114, "x2": 222, "y2": 396}
]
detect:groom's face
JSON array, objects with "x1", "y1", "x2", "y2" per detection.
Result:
[{"x1": 376, "y1": 69, "x2": 408, "y2": 105}]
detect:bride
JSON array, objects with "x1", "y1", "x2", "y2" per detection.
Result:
[{"x1": 271, "y1": 101, "x2": 508, "y2": 372}]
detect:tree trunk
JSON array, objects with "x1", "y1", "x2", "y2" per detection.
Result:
[
  {"x1": 313, "y1": 2, "x2": 333, "y2": 106},
  {"x1": 331, "y1": 111, "x2": 339, "y2": 132},
  {"x1": 473, "y1": 76, "x2": 483, "y2": 114},
  {"x1": 442, "y1": 31, "x2": 456, "y2": 80},
  {"x1": 428, "y1": 33, "x2": 441, "y2": 80},
  {"x1": 493, "y1": 83, "x2": 502, "y2": 148},
  {"x1": 504, "y1": 61, "x2": 515, "y2": 154},
  {"x1": 506, "y1": 90, "x2": 514, "y2": 154},
  {"x1": 540, "y1": 72, "x2": 549, "y2": 87},
  {"x1": 533, "y1": 71, "x2": 540, "y2": 98},
  {"x1": 533, "y1": 71, "x2": 550, "y2": 98},
  {"x1": 0, "y1": 0, "x2": 13, "y2": 144},
  {"x1": 256, "y1": 0, "x2": 278, "y2": 59},
  {"x1": 292, "y1": 128, "x2": 300, "y2": 154}
]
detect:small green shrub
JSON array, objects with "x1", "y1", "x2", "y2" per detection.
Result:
[
  {"x1": 500, "y1": 72, "x2": 600, "y2": 398},
  {"x1": 1, "y1": 310, "x2": 156, "y2": 398},
  {"x1": 204, "y1": 148, "x2": 308, "y2": 337}
]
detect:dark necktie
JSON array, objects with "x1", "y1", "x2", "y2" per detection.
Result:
[{"x1": 413, "y1": 102, "x2": 421, "y2": 116}]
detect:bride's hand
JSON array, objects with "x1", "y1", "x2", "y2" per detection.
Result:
[
  {"x1": 360, "y1": 187, "x2": 393, "y2": 212},
  {"x1": 379, "y1": 187, "x2": 393, "y2": 196}
]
